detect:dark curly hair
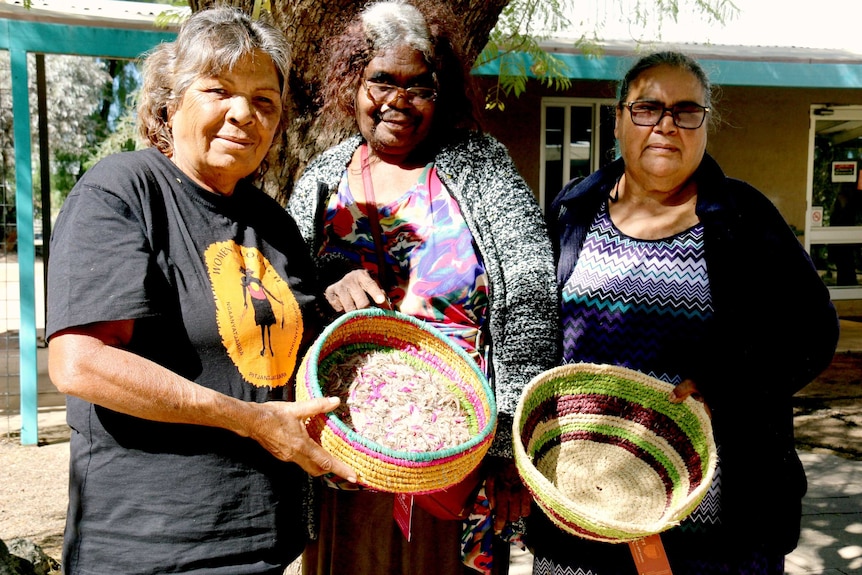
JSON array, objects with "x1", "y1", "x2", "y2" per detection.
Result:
[{"x1": 318, "y1": 0, "x2": 482, "y2": 151}]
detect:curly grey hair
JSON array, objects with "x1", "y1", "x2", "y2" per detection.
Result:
[{"x1": 360, "y1": 1, "x2": 432, "y2": 61}]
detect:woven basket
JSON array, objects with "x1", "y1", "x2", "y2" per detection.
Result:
[
  {"x1": 513, "y1": 363, "x2": 717, "y2": 543},
  {"x1": 296, "y1": 308, "x2": 496, "y2": 494}
]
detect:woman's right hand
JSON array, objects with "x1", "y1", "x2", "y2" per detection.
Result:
[
  {"x1": 669, "y1": 378, "x2": 712, "y2": 418},
  {"x1": 324, "y1": 269, "x2": 388, "y2": 312},
  {"x1": 247, "y1": 397, "x2": 357, "y2": 482}
]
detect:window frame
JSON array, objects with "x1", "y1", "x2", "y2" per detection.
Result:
[{"x1": 539, "y1": 97, "x2": 618, "y2": 214}]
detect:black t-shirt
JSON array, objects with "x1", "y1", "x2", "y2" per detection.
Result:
[{"x1": 47, "y1": 148, "x2": 323, "y2": 574}]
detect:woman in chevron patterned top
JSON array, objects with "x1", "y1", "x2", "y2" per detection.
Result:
[{"x1": 530, "y1": 51, "x2": 839, "y2": 575}]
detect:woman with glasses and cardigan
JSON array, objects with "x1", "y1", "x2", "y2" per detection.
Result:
[
  {"x1": 287, "y1": 1, "x2": 557, "y2": 574},
  {"x1": 530, "y1": 50, "x2": 839, "y2": 575}
]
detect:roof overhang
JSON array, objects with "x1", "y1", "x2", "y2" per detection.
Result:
[
  {"x1": 0, "y1": 0, "x2": 184, "y2": 29},
  {"x1": 0, "y1": 0, "x2": 179, "y2": 58},
  {"x1": 473, "y1": 39, "x2": 862, "y2": 89}
]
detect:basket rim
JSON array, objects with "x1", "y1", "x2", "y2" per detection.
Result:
[
  {"x1": 512, "y1": 362, "x2": 717, "y2": 541},
  {"x1": 303, "y1": 307, "x2": 498, "y2": 462}
]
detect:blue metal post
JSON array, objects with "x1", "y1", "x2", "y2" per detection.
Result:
[
  {"x1": 10, "y1": 46, "x2": 36, "y2": 445},
  {"x1": 0, "y1": 16, "x2": 176, "y2": 445}
]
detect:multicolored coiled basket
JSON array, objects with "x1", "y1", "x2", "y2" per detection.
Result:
[
  {"x1": 296, "y1": 308, "x2": 497, "y2": 494},
  {"x1": 513, "y1": 363, "x2": 717, "y2": 543}
]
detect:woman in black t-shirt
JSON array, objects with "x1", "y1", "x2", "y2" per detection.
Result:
[{"x1": 46, "y1": 8, "x2": 354, "y2": 575}]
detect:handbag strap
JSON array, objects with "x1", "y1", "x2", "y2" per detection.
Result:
[{"x1": 359, "y1": 144, "x2": 391, "y2": 293}]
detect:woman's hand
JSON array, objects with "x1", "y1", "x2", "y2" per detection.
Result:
[
  {"x1": 669, "y1": 378, "x2": 712, "y2": 418},
  {"x1": 324, "y1": 269, "x2": 388, "y2": 312},
  {"x1": 245, "y1": 397, "x2": 357, "y2": 481},
  {"x1": 485, "y1": 458, "x2": 532, "y2": 533}
]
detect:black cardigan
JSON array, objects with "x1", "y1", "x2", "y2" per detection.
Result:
[{"x1": 548, "y1": 154, "x2": 839, "y2": 553}]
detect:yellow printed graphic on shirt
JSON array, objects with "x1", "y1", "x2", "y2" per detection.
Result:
[{"x1": 205, "y1": 241, "x2": 303, "y2": 388}]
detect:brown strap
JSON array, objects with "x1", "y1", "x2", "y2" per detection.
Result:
[
  {"x1": 359, "y1": 144, "x2": 391, "y2": 293},
  {"x1": 629, "y1": 534, "x2": 673, "y2": 575}
]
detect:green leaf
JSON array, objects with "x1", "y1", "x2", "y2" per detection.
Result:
[{"x1": 476, "y1": 0, "x2": 736, "y2": 111}]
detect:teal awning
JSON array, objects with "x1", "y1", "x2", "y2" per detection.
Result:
[
  {"x1": 0, "y1": 14, "x2": 175, "y2": 444},
  {"x1": 0, "y1": 18, "x2": 175, "y2": 57},
  {"x1": 473, "y1": 48, "x2": 862, "y2": 89}
]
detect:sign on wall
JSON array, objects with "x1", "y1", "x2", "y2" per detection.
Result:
[
  {"x1": 832, "y1": 161, "x2": 858, "y2": 183},
  {"x1": 810, "y1": 206, "x2": 824, "y2": 227}
]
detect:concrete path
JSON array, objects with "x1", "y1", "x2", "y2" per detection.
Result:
[{"x1": 788, "y1": 452, "x2": 862, "y2": 575}]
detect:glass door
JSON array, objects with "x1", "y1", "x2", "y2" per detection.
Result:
[{"x1": 806, "y1": 105, "x2": 862, "y2": 300}]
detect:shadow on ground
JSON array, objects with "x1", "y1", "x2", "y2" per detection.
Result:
[{"x1": 794, "y1": 352, "x2": 862, "y2": 461}]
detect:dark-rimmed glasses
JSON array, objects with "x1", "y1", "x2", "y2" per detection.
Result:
[
  {"x1": 624, "y1": 101, "x2": 710, "y2": 129},
  {"x1": 363, "y1": 79, "x2": 437, "y2": 105}
]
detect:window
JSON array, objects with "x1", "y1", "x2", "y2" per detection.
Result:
[{"x1": 540, "y1": 98, "x2": 617, "y2": 213}]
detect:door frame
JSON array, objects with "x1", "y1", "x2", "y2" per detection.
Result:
[{"x1": 806, "y1": 104, "x2": 862, "y2": 300}]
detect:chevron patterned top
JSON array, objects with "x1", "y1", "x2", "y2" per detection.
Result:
[
  {"x1": 560, "y1": 201, "x2": 722, "y2": 531},
  {"x1": 561, "y1": 201, "x2": 714, "y2": 385}
]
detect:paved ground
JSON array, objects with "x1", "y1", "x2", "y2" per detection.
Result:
[
  {"x1": 788, "y1": 452, "x2": 862, "y2": 575},
  {"x1": 786, "y1": 342, "x2": 862, "y2": 575},
  {"x1": 794, "y1": 351, "x2": 862, "y2": 460}
]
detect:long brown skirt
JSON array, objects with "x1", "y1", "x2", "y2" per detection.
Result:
[{"x1": 303, "y1": 487, "x2": 469, "y2": 575}]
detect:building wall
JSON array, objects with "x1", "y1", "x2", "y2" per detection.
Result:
[
  {"x1": 476, "y1": 77, "x2": 862, "y2": 237},
  {"x1": 710, "y1": 85, "x2": 862, "y2": 233}
]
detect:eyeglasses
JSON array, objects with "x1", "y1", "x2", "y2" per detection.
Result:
[
  {"x1": 363, "y1": 79, "x2": 437, "y2": 105},
  {"x1": 624, "y1": 101, "x2": 710, "y2": 129}
]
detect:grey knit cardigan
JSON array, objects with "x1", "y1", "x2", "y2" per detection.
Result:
[{"x1": 288, "y1": 131, "x2": 559, "y2": 457}]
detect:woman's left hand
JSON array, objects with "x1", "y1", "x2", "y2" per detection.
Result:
[
  {"x1": 324, "y1": 269, "x2": 388, "y2": 312},
  {"x1": 669, "y1": 378, "x2": 712, "y2": 418},
  {"x1": 485, "y1": 458, "x2": 532, "y2": 533}
]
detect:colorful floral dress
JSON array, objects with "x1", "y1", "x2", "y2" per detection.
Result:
[
  {"x1": 309, "y1": 163, "x2": 496, "y2": 575},
  {"x1": 320, "y1": 162, "x2": 489, "y2": 368}
]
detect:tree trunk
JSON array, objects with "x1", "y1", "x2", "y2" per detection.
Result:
[{"x1": 187, "y1": 0, "x2": 508, "y2": 203}]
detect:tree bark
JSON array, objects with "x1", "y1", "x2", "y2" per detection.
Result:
[{"x1": 186, "y1": 0, "x2": 508, "y2": 203}]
